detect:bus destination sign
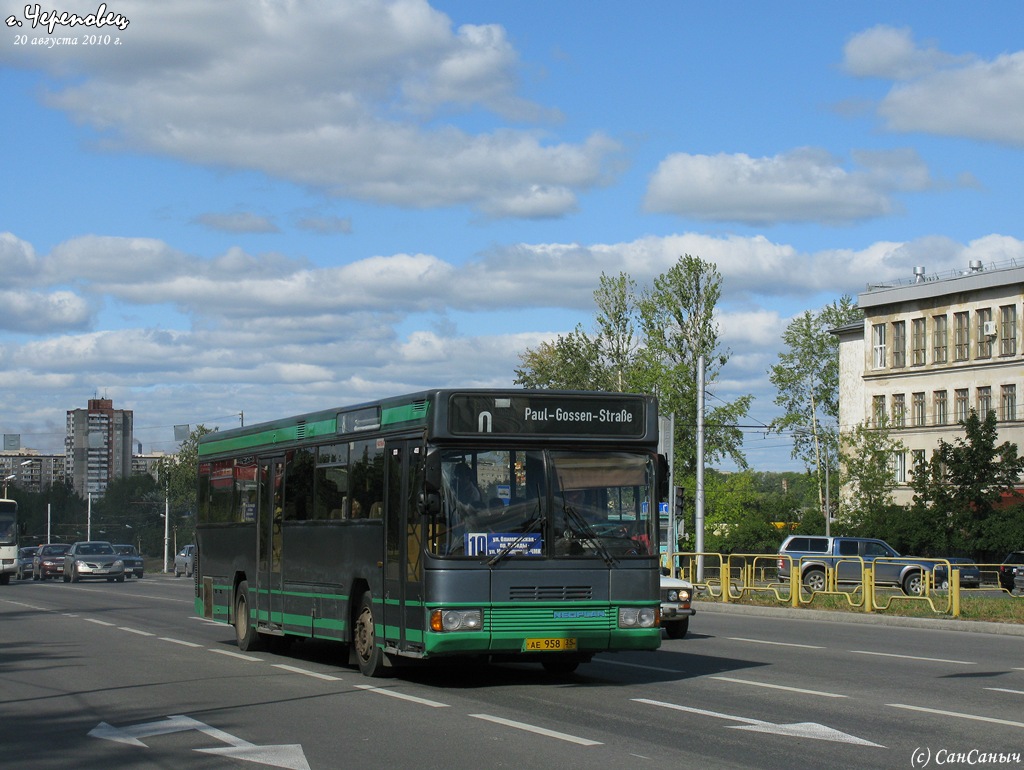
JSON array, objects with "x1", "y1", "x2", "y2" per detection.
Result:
[{"x1": 448, "y1": 394, "x2": 646, "y2": 437}]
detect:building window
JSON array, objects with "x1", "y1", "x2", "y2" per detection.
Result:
[
  {"x1": 933, "y1": 314, "x2": 948, "y2": 364},
  {"x1": 911, "y1": 450, "x2": 926, "y2": 480},
  {"x1": 891, "y1": 451, "x2": 907, "y2": 484},
  {"x1": 977, "y1": 308, "x2": 993, "y2": 358},
  {"x1": 912, "y1": 392, "x2": 926, "y2": 427},
  {"x1": 954, "y1": 311, "x2": 970, "y2": 361},
  {"x1": 911, "y1": 318, "x2": 927, "y2": 366},
  {"x1": 954, "y1": 388, "x2": 970, "y2": 422},
  {"x1": 1000, "y1": 305, "x2": 1017, "y2": 356},
  {"x1": 872, "y1": 323, "x2": 887, "y2": 369},
  {"x1": 977, "y1": 386, "x2": 993, "y2": 418},
  {"x1": 934, "y1": 390, "x2": 948, "y2": 426},
  {"x1": 892, "y1": 393, "x2": 906, "y2": 427},
  {"x1": 872, "y1": 395, "x2": 886, "y2": 427},
  {"x1": 1003, "y1": 385, "x2": 1018, "y2": 421},
  {"x1": 892, "y1": 321, "x2": 906, "y2": 368}
]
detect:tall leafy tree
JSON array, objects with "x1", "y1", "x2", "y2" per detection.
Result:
[
  {"x1": 515, "y1": 255, "x2": 753, "y2": 514},
  {"x1": 838, "y1": 416, "x2": 904, "y2": 532},
  {"x1": 637, "y1": 255, "x2": 751, "y2": 474},
  {"x1": 912, "y1": 410, "x2": 1024, "y2": 554},
  {"x1": 769, "y1": 296, "x2": 861, "y2": 517}
]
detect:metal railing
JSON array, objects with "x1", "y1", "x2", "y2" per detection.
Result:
[{"x1": 662, "y1": 552, "x2": 1022, "y2": 618}]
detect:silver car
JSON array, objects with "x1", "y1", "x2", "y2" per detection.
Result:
[
  {"x1": 63, "y1": 541, "x2": 125, "y2": 583},
  {"x1": 174, "y1": 544, "x2": 195, "y2": 577}
]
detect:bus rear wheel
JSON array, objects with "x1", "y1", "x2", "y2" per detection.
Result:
[
  {"x1": 234, "y1": 580, "x2": 263, "y2": 652},
  {"x1": 354, "y1": 592, "x2": 388, "y2": 677}
]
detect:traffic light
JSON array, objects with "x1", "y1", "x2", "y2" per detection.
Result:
[{"x1": 673, "y1": 485, "x2": 685, "y2": 518}]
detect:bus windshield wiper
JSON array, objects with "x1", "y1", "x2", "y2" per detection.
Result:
[
  {"x1": 563, "y1": 504, "x2": 618, "y2": 567},
  {"x1": 487, "y1": 505, "x2": 544, "y2": 567}
]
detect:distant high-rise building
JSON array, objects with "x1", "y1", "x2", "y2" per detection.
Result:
[{"x1": 65, "y1": 398, "x2": 133, "y2": 498}]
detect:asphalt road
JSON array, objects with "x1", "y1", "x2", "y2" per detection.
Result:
[{"x1": 2, "y1": 575, "x2": 1023, "y2": 769}]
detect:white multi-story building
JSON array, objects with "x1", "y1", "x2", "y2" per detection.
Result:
[{"x1": 835, "y1": 260, "x2": 1024, "y2": 505}]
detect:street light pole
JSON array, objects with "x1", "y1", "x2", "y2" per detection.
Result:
[
  {"x1": 163, "y1": 480, "x2": 170, "y2": 573},
  {"x1": 2, "y1": 475, "x2": 14, "y2": 497}
]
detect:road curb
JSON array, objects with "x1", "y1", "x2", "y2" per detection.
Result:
[{"x1": 695, "y1": 599, "x2": 1024, "y2": 637}]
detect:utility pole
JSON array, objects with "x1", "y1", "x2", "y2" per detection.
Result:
[{"x1": 696, "y1": 355, "x2": 705, "y2": 582}]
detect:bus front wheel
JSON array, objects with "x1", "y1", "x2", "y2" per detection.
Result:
[
  {"x1": 354, "y1": 592, "x2": 388, "y2": 678},
  {"x1": 235, "y1": 580, "x2": 263, "y2": 652}
]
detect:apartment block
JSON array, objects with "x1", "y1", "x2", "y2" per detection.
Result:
[
  {"x1": 65, "y1": 398, "x2": 134, "y2": 498},
  {"x1": 835, "y1": 260, "x2": 1024, "y2": 505}
]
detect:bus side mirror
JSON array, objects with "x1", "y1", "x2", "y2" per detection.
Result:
[{"x1": 417, "y1": 491, "x2": 441, "y2": 516}]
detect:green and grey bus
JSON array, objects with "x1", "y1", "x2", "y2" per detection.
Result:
[{"x1": 195, "y1": 389, "x2": 664, "y2": 676}]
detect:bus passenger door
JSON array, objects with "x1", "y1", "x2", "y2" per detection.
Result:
[
  {"x1": 258, "y1": 457, "x2": 285, "y2": 632},
  {"x1": 383, "y1": 439, "x2": 425, "y2": 653}
]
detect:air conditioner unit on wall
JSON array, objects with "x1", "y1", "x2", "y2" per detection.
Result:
[{"x1": 983, "y1": 321, "x2": 997, "y2": 337}]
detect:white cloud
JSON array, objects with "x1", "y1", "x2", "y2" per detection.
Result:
[
  {"x1": 643, "y1": 148, "x2": 932, "y2": 225},
  {"x1": 842, "y1": 25, "x2": 965, "y2": 80},
  {"x1": 843, "y1": 26, "x2": 1024, "y2": 146},
  {"x1": 8, "y1": 0, "x2": 614, "y2": 218}
]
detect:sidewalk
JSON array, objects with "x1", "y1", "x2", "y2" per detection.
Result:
[{"x1": 696, "y1": 599, "x2": 1024, "y2": 637}]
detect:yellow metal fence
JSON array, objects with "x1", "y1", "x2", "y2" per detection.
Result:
[{"x1": 662, "y1": 551, "x2": 1022, "y2": 618}]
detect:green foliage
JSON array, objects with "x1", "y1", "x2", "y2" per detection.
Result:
[
  {"x1": 514, "y1": 255, "x2": 753, "y2": 481},
  {"x1": 838, "y1": 416, "x2": 904, "y2": 529},
  {"x1": 911, "y1": 410, "x2": 1024, "y2": 557},
  {"x1": 769, "y1": 297, "x2": 861, "y2": 519}
]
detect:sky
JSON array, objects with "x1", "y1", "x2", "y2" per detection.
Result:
[{"x1": 2, "y1": 1, "x2": 1024, "y2": 471}]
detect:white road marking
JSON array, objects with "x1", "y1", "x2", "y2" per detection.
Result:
[
  {"x1": 159, "y1": 637, "x2": 204, "y2": 648},
  {"x1": 354, "y1": 685, "x2": 449, "y2": 707},
  {"x1": 710, "y1": 676, "x2": 846, "y2": 698},
  {"x1": 986, "y1": 687, "x2": 1024, "y2": 696},
  {"x1": 85, "y1": 618, "x2": 115, "y2": 626},
  {"x1": 851, "y1": 650, "x2": 975, "y2": 665},
  {"x1": 727, "y1": 637, "x2": 824, "y2": 649},
  {"x1": 209, "y1": 648, "x2": 263, "y2": 662},
  {"x1": 470, "y1": 714, "x2": 602, "y2": 746},
  {"x1": 273, "y1": 664, "x2": 342, "y2": 681},
  {"x1": 634, "y1": 699, "x2": 883, "y2": 747},
  {"x1": 119, "y1": 627, "x2": 155, "y2": 637},
  {"x1": 889, "y1": 703, "x2": 1024, "y2": 729}
]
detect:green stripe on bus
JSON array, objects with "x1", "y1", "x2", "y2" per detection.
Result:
[{"x1": 199, "y1": 416, "x2": 337, "y2": 456}]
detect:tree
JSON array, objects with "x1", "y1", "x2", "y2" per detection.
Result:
[
  {"x1": 769, "y1": 296, "x2": 861, "y2": 520},
  {"x1": 636, "y1": 255, "x2": 752, "y2": 474},
  {"x1": 838, "y1": 416, "x2": 905, "y2": 534},
  {"x1": 912, "y1": 410, "x2": 1024, "y2": 555},
  {"x1": 165, "y1": 425, "x2": 216, "y2": 546},
  {"x1": 514, "y1": 255, "x2": 753, "y2": 476}
]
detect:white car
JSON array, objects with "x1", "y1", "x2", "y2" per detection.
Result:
[
  {"x1": 174, "y1": 544, "x2": 195, "y2": 577},
  {"x1": 660, "y1": 573, "x2": 696, "y2": 639}
]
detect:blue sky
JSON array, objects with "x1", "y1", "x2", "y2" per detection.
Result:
[{"x1": 2, "y1": 1, "x2": 1024, "y2": 470}]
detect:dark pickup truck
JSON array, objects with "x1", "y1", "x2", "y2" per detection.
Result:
[{"x1": 777, "y1": 535, "x2": 943, "y2": 596}]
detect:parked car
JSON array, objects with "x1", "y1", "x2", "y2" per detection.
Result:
[
  {"x1": 62, "y1": 541, "x2": 125, "y2": 583},
  {"x1": 174, "y1": 544, "x2": 195, "y2": 577},
  {"x1": 33, "y1": 543, "x2": 71, "y2": 580},
  {"x1": 112, "y1": 544, "x2": 144, "y2": 578},
  {"x1": 933, "y1": 558, "x2": 981, "y2": 590},
  {"x1": 16, "y1": 546, "x2": 37, "y2": 580},
  {"x1": 1014, "y1": 566, "x2": 1024, "y2": 594},
  {"x1": 998, "y1": 551, "x2": 1024, "y2": 591},
  {"x1": 660, "y1": 571, "x2": 696, "y2": 639},
  {"x1": 777, "y1": 535, "x2": 940, "y2": 596}
]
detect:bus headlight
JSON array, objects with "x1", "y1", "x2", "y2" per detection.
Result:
[
  {"x1": 618, "y1": 607, "x2": 657, "y2": 628},
  {"x1": 430, "y1": 609, "x2": 483, "y2": 632}
]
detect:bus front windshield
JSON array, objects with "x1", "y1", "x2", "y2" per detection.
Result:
[{"x1": 430, "y1": 449, "x2": 656, "y2": 560}]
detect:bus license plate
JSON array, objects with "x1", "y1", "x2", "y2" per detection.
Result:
[{"x1": 524, "y1": 637, "x2": 577, "y2": 652}]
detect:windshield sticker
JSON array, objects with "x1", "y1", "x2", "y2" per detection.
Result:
[{"x1": 465, "y1": 532, "x2": 542, "y2": 557}]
